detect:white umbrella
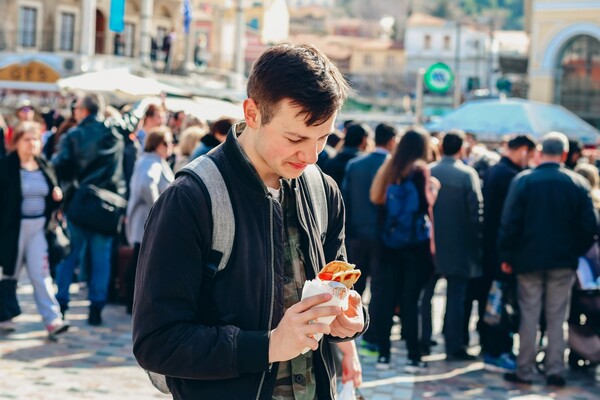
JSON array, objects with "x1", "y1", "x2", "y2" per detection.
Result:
[
  {"x1": 57, "y1": 68, "x2": 186, "y2": 97},
  {"x1": 134, "y1": 96, "x2": 244, "y2": 122}
]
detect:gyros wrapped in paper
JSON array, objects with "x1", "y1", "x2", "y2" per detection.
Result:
[{"x1": 300, "y1": 261, "x2": 361, "y2": 354}]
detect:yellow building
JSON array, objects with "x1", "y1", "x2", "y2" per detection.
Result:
[{"x1": 528, "y1": 0, "x2": 600, "y2": 127}]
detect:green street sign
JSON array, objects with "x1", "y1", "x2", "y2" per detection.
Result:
[{"x1": 424, "y1": 62, "x2": 454, "y2": 93}]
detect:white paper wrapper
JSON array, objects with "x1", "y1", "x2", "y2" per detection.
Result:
[{"x1": 300, "y1": 279, "x2": 349, "y2": 354}]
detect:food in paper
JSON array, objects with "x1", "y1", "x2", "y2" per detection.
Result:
[{"x1": 300, "y1": 261, "x2": 361, "y2": 354}]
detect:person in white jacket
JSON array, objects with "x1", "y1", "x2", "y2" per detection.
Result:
[{"x1": 125, "y1": 126, "x2": 174, "y2": 313}]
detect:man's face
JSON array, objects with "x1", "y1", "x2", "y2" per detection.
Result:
[
  {"x1": 17, "y1": 107, "x2": 34, "y2": 121},
  {"x1": 250, "y1": 99, "x2": 335, "y2": 186},
  {"x1": 515, "y1": 146, "x2": 534, "y2": 168},
  {"x1": 73, "y1": 100, "x2": 87, "y2": 122}
]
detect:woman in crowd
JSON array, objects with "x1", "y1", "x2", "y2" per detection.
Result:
[
  {"x1": 0, "y1": 122, "x2": 68, "y2": 337},
  {"x1": 173, "y1": 126, "x2": 206, "y2": 172},
  {"x1": 125, "y1": 127, "x2": 174, "y2": 313},
  {"x1": 370, "y1": 128, "x2": 436, "y2": 372}
]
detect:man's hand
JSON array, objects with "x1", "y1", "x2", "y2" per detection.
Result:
[
  {"x1": 338, "y1": 341, "x2": 362, "y2": 387},
  {"x1": 501, "y1": 262, "x2": 513, "y2": 275},
  {"x1": 269, "y1": 293, "x2": 341, "y2": 363},
  {"x1": 52, "y1": 186, "x2": 63, "y2": 202},
  {"x1": 329, "y1": 291, "x2": 364, "y2": 338}
]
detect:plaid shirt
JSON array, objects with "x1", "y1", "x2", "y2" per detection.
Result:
[{"x1": 272, "y1": 181, "x2": 316, "y2": 400}]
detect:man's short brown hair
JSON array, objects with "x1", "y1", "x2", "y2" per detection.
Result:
[{"x1": 247, "y1": 43, "x2": 349, "y2": 127}]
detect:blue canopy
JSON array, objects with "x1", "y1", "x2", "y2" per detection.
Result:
[{"x1": 426, "y1": 98, "x2": 600, "y2": 144}]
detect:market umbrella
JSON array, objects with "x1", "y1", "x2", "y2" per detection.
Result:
[
  {"x1": 57, "y1": 68, "x2": 186, "y2": 98},
  {"x1": 426, "y1": 98, "x2": 600, "y2": 144},
  {"x1": 134, "y1": 96, "x2": 243, "y2": 122}
]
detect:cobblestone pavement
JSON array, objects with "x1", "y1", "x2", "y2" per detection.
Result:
[{"x1": 1, "y1": 282, "x2": 598, "y2": 399}]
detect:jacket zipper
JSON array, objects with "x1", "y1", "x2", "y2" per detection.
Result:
[
  {"x1": 296, "y1": 187, "x2": 334, "y2": 397},
  {"x1": 255, "y1": 196, "x2": 276, "y2": 400}
]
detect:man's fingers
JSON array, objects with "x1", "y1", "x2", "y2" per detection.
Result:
[
  {"x1": 301, "y1": 305, "x2": 341, "y2": 323},
  {"x1": 292, "y1": 293, "x2": 333, "y2": 313},
  {"x1": 329, "y1": 319, "x2": 356, "y2": 338},
  {"x1": 302, "y1": 322, "x2": 331, "y2": 336}
]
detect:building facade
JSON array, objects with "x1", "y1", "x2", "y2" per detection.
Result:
[
  {"x1": 405, "y1": 13, "x2": 496, "y2": 93},
  {"x1": 0, "y1": 0, "x2": 185, "y2": 92},
  {"x1": 528, "y1": 0, "x2": 600, "y2": 128}
]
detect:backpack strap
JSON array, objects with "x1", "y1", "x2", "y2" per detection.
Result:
[
  {"x1": 182, "y1": 156, "x2": 235, "y2": 280},
  {"x1": 302, "y1": 164, "x2": 328, "y2": 241}
]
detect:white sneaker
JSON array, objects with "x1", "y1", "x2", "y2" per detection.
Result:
[
  {"x1": 0, "y1": 319, "x2": 16, "y2": 332},
  {"x1": 47, "y1": 319, "x2": 69, "y2": 338}
]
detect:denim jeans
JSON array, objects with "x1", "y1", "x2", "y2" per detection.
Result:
[{"x1": 55, "y1": 222, "x2": 113, "y2": 310}]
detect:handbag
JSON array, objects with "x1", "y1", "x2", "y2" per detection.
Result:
[
  {"x1": 67, "y1": 184, "x2": 127, "y2": 236},
  {"x1": 0, "y1": 279, "x2": 21, "y2": 321},
  {"x1": 46, "y1": 211, "x2": 71, "y2": 276}
]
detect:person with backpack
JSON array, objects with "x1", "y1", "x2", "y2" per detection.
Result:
[
  {"x1": 132, "y1": 44, "x2": 367, "y2": 399},
  {"x1": 369, "y1": 128, "x2": 436, "y2": 372}
]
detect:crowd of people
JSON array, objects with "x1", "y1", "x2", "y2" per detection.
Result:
[
  {"x1": 327, "y1": 122, "x2": 599, "y2": 387},
  {"x1": 0, "y1": 93, "x2": 236, "y2": 333},
  {"x1": 0, "y1": 42, "x2": 598, "y2": 398}
]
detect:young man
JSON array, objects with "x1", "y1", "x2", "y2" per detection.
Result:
[{"x1": 132, "y1": 44, "x2": 367, "y2": 399}]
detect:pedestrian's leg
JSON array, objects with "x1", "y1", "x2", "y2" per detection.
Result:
[
  {"x1": 363, "y1": 243, "x2": 383, "y2": 345},
  {"x1": 125, "y1": 243, "x2": 141, "y2": 314},
  {"x1": 516, "y1": 271, "x2": 544, "y2": 381},
  {"x1": 402, "y1": 245, "x2": 430, "y2": 362},
  {"x1": 55, "y1": 223, "x2": 85, "y2": 310},
  {"x1": 88, "y1": 233, "x2": 114, "y2": 314},
  {"x1": 544, "y1": 268, "x2": 574, "y2": 377},
  {"x1": 23, "y1": 218, "x2": 62, "y2": 325},
  {"x1": 444, "y1": 276, "x2": 469, "y2": 356},
  {"x1": 372, "y1": 253, "x2": 401, "y2": 360},
  {"x1": 420, "y1": 274, "x2": 438, "y2": 352}
]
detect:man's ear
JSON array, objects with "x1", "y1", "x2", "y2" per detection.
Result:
[
  {"x1": 243, "y1": 99, "x2": 260, "y2": 129},
  {"x1": 561, "y1": 151, "x2": 568, "y2": 163}
]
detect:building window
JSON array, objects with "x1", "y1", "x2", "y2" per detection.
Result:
[
  {"x1": 124, "y1": 22, "x2": 135, "y2": 57},
  {"x1": 424, "y1": 34, "x2": 431, "y2": 50},
  {"x1": 364, "y1": 54, "x2": 373, "y2": 66},
  {"x1": 386, "y1": 55, "x2": 395, "y2": 67},
  {"x1": 19, "y1": 6, "x2": 37, "y2": 48},
  {"x1": 59, "y1": 12, "x2": 75, "y2": 51},
  {"x1": 444, "y1": 35, "x2": 450, "y2": 50}
]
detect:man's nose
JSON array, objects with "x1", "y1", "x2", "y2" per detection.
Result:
[{"x1": 298, "y1": 142, "x2": 320, "y2": 164}]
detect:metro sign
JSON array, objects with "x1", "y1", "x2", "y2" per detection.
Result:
[{"x1": 424, "y1": 62, "x2": 454, "y2": 94}]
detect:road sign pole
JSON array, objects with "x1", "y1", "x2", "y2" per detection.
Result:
[
  {"x1": 416, "y1": 68, "x2": 425, "y2": 125},
  {"x1": 454, "y1": 72, "x2": 461, "y2": 108}
]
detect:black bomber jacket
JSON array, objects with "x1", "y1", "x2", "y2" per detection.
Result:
[{"x1": 132, "y1": 124, "x2": 368, "y2": 399}]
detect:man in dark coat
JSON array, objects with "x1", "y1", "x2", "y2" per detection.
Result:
[
  {"x1": 52, "y1": 94, "x2": 127, "y2": 326},
  {"x1": 132, "y1": 44, "x2": 367, "y2": 400},
  {"x1": 430, "y1": 130, "x2": 483, "y2": 361},
  {"x1": 323, "y1": 123, "x2": 369, "y2": 187},
  {"x1": 480, "y1": 134, "x2": 536, "y2": 372},
  {"x1": 499, "y1": 132, "x2": 597, "y2": 387},
  {"x1": 342, "y1": 123, "x2": 396, "y2": 296}
]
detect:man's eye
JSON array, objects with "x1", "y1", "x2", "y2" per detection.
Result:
[{"x1": 287, "y1": 137, "x2": 301, "y2": 143}]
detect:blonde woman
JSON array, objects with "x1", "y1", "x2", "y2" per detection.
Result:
[
  {"x1": 173, "y1": 126, "x2": 206, "y2": 172},
  {"x1": 125, "y1": 127, "x2": 174, "y2": 313}
]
